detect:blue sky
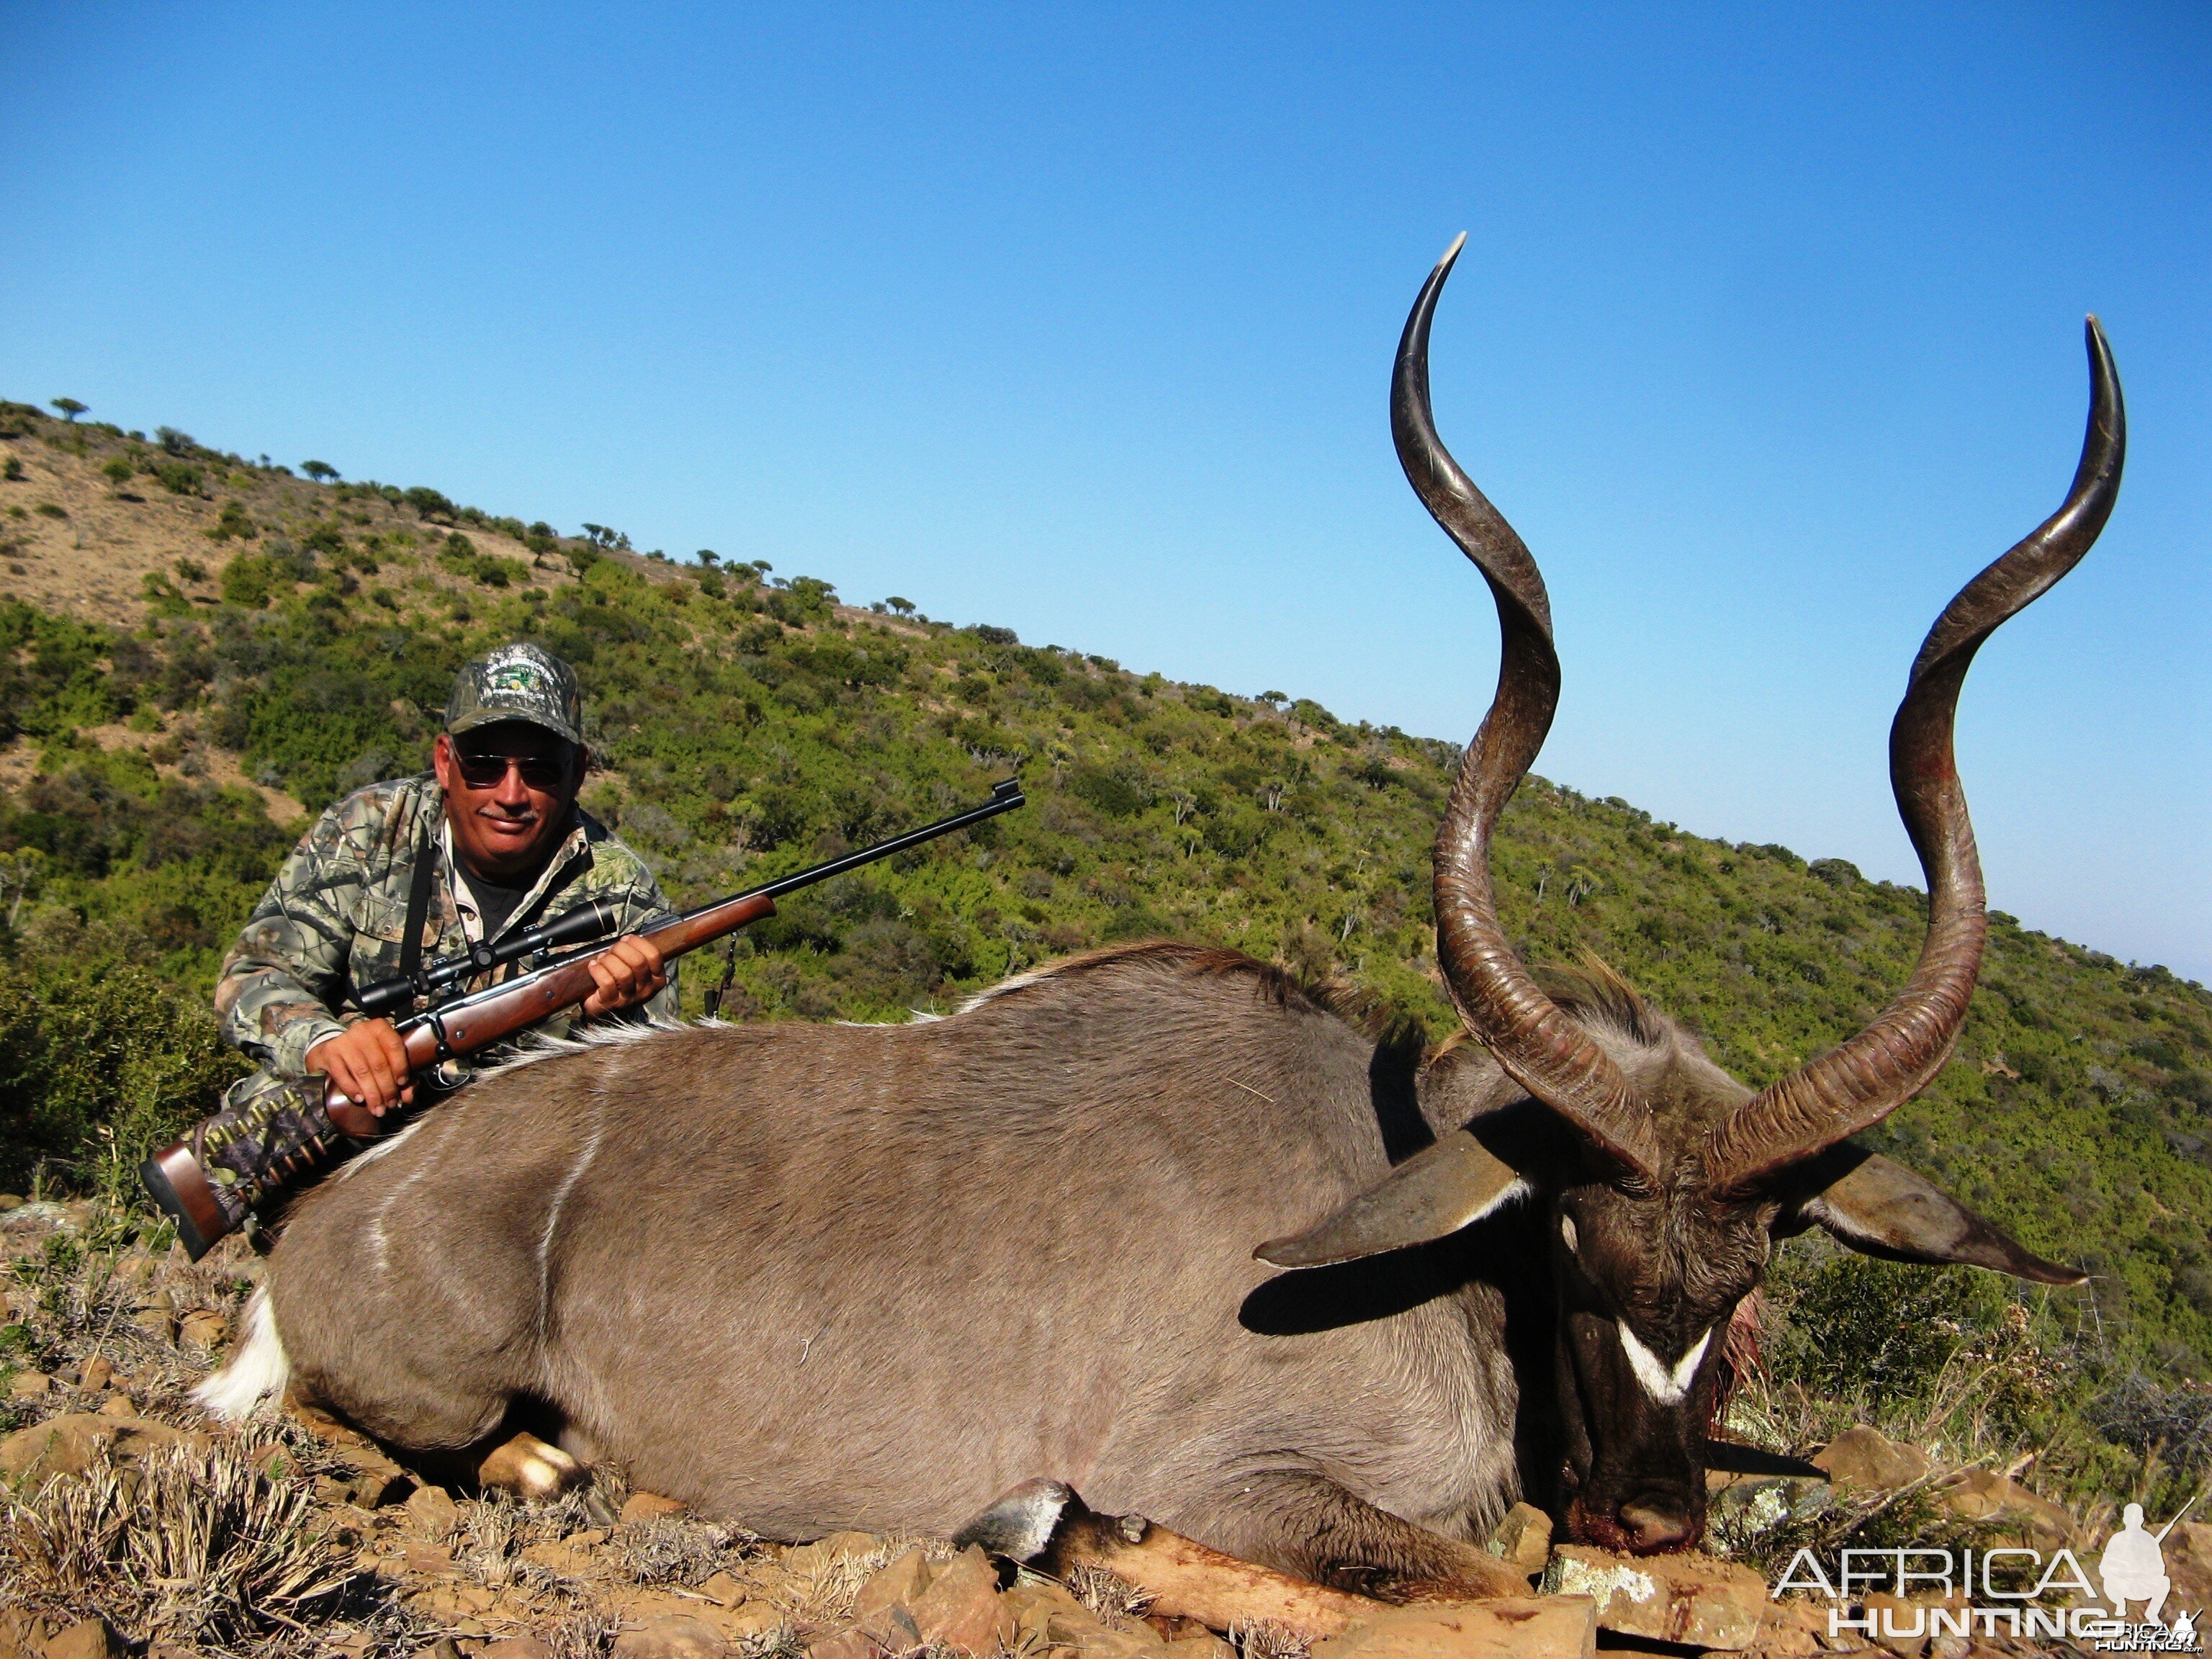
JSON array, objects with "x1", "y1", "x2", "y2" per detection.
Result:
[{"x1": 4, "y1": 3, "x2": 2206, "y2": 976}]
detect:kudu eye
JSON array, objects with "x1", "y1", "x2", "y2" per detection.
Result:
[{"x1": 1559, "y1": 1214, "x2": 1578, "y2": 1253}]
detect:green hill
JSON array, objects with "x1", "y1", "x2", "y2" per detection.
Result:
[{"x1": 3, "y1": 398, "x2": 2207, "y2": 1513}]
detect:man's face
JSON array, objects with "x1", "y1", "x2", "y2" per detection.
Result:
[{"x1": 433, "y1": 721, "x2": 582, "y2": 881}]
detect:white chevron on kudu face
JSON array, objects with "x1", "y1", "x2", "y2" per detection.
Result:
[{"x1": 1617, "y1": 1323, "x2": 1711, "y2": 1406}]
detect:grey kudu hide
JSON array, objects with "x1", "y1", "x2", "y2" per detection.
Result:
[{"x1": 204, "y1": 241, "x2": 2119, "y2": 1590}]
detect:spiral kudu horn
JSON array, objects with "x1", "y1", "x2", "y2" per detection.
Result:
[
  {"x1": 1704, "y1": 319, "x2": 2125, "y2": 1195},
  {"x1": 1394, "y1": 235, "x2": 1660, "y2": 1183}
]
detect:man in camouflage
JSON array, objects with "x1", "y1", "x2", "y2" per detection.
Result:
[{"x1": 143, "y1": 643, "x2": 674, "y2": 1257}]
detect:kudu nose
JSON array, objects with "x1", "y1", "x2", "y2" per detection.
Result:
[{"x1": 1616, "y1": 1493, "x2": 1697, "y2": 1553}]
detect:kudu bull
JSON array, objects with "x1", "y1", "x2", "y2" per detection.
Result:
[{"x1": 203, "y1": 239, "x2": 2119, "y2": 1592}]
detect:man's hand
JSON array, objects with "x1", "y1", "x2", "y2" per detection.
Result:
[
  {"x1": 307, "y1": 1020, "x2": 415, "y2": 1118},
  {"x1": 581, "y1": 932, "x2": 668, "y2": 1018}
]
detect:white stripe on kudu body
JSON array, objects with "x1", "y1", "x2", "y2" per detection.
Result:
[{"x1": 1617, "y1": 1324, "x2": 1710, "y2": 1406}]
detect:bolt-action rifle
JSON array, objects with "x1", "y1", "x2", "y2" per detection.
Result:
[{"x1": 140, "y1": 779, "x2": 1024, "y2": 1256}]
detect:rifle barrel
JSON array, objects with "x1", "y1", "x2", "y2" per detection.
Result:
[{"x1": 752, "y1": 777, "x2": 1026, "y2": 901}]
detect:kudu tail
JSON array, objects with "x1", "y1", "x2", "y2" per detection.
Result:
[{"x1": 192, "y1": 1287, "x2": 292, "y2": 1421}]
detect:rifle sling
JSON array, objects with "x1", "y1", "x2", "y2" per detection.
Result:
[{"x1": 396, "y1": 809, "x2": 439, "y2": 995}]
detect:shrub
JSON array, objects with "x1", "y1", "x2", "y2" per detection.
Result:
[
  {"x1": 220, "y1": 554, "x2": 275, "y2": 608},
  {"x1": 206, "y1": 500, "x2": 256, "y2": 542},
  {"x1": 2, "y1": 457, "x2": 24, "y2": 482},
  {"x1": 99, "y1": 457, "x2": 132, "y2": 485},
  {"x1": 1764, "y1": 1249, "x2": 1994, "y2": 1405},
  {"x1": 0, "y1": 954, "x2": 246, "y2": 1195},
  {"x1": 35, "y1": 503, "x2": 66, "y2": 519},
  {"x1": 150, "y1": 461, "x2": 203, "y2": 496}
]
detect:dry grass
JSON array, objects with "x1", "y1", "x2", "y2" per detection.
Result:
[
  {"x1": 1228, "y1": 1619, "x2": 1310, "y2": 1659},
  {"x1": 1065, "y1": 1561, "x2": 1154, "y2": 1626},
  {"x1": 613, "y1": 1513, "x2": 760, "y2": 1586},
  {"x1": 549, "y1": 1603, "x2": 620, "y2": 1659},
  {"x1": 772, "y1": 1532, "x2": 951, "y2": 1625},
  {"x1": 1, "y1": 1439, "x2": 356, "y2": 1647}
]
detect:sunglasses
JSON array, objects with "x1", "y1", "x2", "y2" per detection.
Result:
[{"x1": 451, "y1": 749, "x2": 571, "y2": 791}]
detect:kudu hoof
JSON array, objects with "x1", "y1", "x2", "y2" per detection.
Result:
[{"x1": 476, "y1": 1429, "x2": 587, "y2": 1501}]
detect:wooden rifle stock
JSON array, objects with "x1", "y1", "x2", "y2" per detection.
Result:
[{"x1": 323, "y1": 892, "x2": 778, "y2": 1136}]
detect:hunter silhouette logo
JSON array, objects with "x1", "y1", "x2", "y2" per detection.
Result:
[{"x1": 2102, "y1": 1503, "x2": 2179, "y2": 1625}]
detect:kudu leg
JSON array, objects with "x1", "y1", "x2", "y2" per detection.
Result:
[
  {"x1": 964, "y1": 1475, "x2": 1529, "y2": 1608},
  {"x1": 1195, "y1": 1471, "x2": 1532, "y2": 1602}
]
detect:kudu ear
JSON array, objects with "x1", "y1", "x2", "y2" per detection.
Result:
[
  {"x1": 1778, "y1": 1143, "x2": 2086, "y2": 1286},
  {"x1": 1256, "y1": 1127, "x2": 1531, "y2": 1270}
]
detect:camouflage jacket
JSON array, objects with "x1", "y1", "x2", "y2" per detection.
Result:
[{"x1": 215, "y1": 775, "x2": 678, "y2": 1076}]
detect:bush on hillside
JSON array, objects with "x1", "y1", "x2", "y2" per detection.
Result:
[{"x1": 0, "y1": 951, "x2": 246, "y2": 1196}]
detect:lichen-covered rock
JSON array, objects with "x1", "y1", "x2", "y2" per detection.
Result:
[
  {"x1": 1485, "y1": 1503, "x2": 1553, "y2": 1578},
  {"x1": 1544, "y1": 1545, "x2": 1767, "y2": 1651}
]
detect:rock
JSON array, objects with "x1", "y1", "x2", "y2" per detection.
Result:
[
  {"x1": 807, "y1": 1635, "x2": 874, "y2": 1659},
  {"x1": 1933, "y1": 1470, "x2": 2074, "y2": 1547},
  {"x1": 0, "y1": 1195, "x2": 19, "y2": 1210},
  {"x1": 0, "y1": 1413, "x2": 204, "y2": 1484},
  {"x1": 1035, "y1": 1608, "x2": 1167, "y2": 1659},
  {"x1": 178, "y1": 1310, "x2": 229, "y2": 1351},
  {"x1": 404, "y1": 1542, "x2": 459, "y2": 1578},
  {"x1": 1708, "y1": 1474, "x2": 1833, "y2": 1536},
  {"x1": 1812, "y1": 1427, "x2": 1932, "y2": 1493},
  {"x1": 704, "y1": 1605, "x2": 787, "y2": 1642},
  {"x1": 858, "y1": 1601, "x2": 926, "y2": 1653},
  {"x1": 351, "y1": 1465, "x2": 410, "y2": 1507},
  {"x1": 7, "y1": 1372, "x2": 51, "y2": 1398},
  {"x1": 908, "y1": 1544, "x2": 1016, "y2": 1654},
  {"x1": 38, "y1": 1620, "x2": 123, "y2": 1659},
  {"x1": 1858, "y1": 1592, "x2": 1928, "y2": 1658},
  {"x1": 482, "y1": 1642, "x2": 554, "y2": 1659},
  {"x1": 404, "y1": 1483, "x2": 460, "y2": 1540},
  {"x1": 612, "y1": 1616, "x2": 728, "y2": 1659},
  {"x1": 0, "y1": 1201, "x2": 79, "y2": 1237},
  {"x1": 1544, "y1": 1545, "x2": 1767, "y2": 1652},
  {"x1": 1002, "y1": 1574, "x2": 1107, "y2": 1651},
  {"x1": 1314, "y1": 1599, "x2": 1598, "y2": 1659},
  {"x1": 128, "y1": 1308, "x2": 176, "y2": 1343},
  {"x1": 78, "y1": 1354, "x2": 112, "y2": 1393},
  {"x1": 1485, "y1": 1503, "x2": 1552, "y2": 1577},
  {"x1": 1164, "y1": 1636, "x2": 1236, "y2": 1659},
  {"x1": 855, "y1": 1545, "x2": 935, "y2": 1619},
  {"x1": 1, "y1": 1609, "x2": 51, "y2": 1659},
  {"x1": 621, "y1": 1490, "x2": 688, "y2": 1523},
  {"x1": 2164, "y1": 1520, "x2": 2212, "y2": 1614},
  {"x1": 781, "y1": 1529, "x2": 891, "y2": 1576},
  {"x1": 698, "y1": 1570, "x2": 747, "y2": 1606},
  {"x1": 96, "y1": 1395, "x2": 136, "y2": 1419}
]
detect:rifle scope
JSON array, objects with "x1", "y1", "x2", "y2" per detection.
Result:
[{"x1": 355, "y1": 898, "x2": 624, "y2": 1017}]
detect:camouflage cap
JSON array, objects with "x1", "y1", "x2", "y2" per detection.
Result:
[{"x1": 444, "y1": 643, "x2": 585, "y2": 747}]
